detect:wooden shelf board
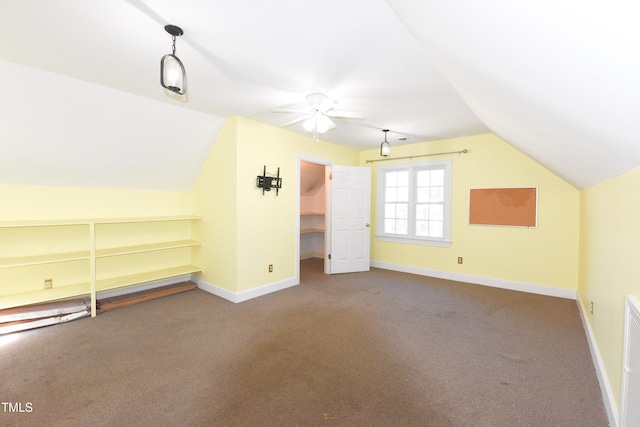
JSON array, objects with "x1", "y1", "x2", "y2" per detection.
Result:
[
  {"x1": 96, "y1": 265, "x2": 202, "y2": 292},
  {"x1": 0, "y1": 215, "x2": 201, "y2": 228},
  {"x1": 96, "y1": 240, "x2": 201, "y2": 258},
  {"x1": 92, "y1": 215, "x2": 202, "y2": 224},
  {"x1": 0, "y1": 251, "x2": 90, "y2": 269},
  {"x1": 300, "y1": 212, "x2": 325, "y2": 216},
  {"x1": 300, "y1": 228, "x2": 324, "y2": 234},
  {"x1": 0, "y1": 283, "x2": 90, "y2": 311},
  {"x1": 96, "y1": 282, "x2": 197, "y2": 313},
  {"x1": 0, "y1": 216, "x2": 202, "y2": 315}
]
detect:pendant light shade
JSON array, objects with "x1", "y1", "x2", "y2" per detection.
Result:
[
  {"x1": 161, "y1": 25, "x2": 186, "y2": 95},
  {"x1": 380, "y1": 129, "x2": 391, "y2": 157}
]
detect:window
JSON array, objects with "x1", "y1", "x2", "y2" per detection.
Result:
[{"x1": 377, "y1": 159, "x2": 452, "y2": 247}]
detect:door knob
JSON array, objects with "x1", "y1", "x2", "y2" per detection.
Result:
[{"x1": 366, "y1": 223, "x2": 370, "y2": 227}]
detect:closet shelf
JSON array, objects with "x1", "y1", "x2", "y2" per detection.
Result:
[
  {"x1": 300, "y1": 228, "x2": 324, "y2": 234},
  {"x1": 300, "y1": 212, "x2": 324, "y2": 216}
]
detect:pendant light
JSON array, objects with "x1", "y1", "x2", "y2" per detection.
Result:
[
  {"x1": 161, "y1": 25, "x2": 186, "y2": 95},
  {"x1": 380, "y1": 129, "x2": 391, "y2": 157}
]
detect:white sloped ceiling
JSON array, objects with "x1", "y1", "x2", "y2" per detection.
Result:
[
  {"x1": 385, "y1": 0, "x2": 640, "y2": 189},
  {"x1": 2, "y1": 0, "x2": 639, "y2": 190},
  {"x1": 0, "y1": 60, "x2": 223, "y2": 190}
]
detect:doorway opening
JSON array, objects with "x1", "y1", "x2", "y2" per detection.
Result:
[
  {"x1": 297, "y1": 158, "x2": 372, "y2": 282},
  {"x1": 298, "y1": 158, "x2": 332, "y2": 279}
]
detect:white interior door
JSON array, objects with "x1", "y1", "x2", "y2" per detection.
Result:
[
  {"x1": 330, "y1": 166, "x2": 371, "y2": 274},
  {"x1": 621, "y1": 295, "x2": 640, "y2": 427}
]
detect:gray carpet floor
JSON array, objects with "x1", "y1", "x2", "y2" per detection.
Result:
[{"x1": 1, "y1": 259, "x2": 608, "y2": 426}]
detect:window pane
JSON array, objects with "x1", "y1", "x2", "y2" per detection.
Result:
[
  {"x1": 397, "y1": 187, "x2": 409, "y2": 202},
  {"x1": 396, "y1": 219, "x2": 408, "y2": 235},
  {"x1": 429, "y1": 220, "x2": 443, "y2": 238},
  {"x1": 416, "y1": 204, "x2": 428, "y2": 220},
  {"x1": 386, "y1": 187, "x2": 397, "y2": 202},
  {"x1": 429, "y1": 204, "x2": 443, "y2": 220},
  {"x1": 431, "y1": 170, "x2": 444, "y2": 186},
  {"x1": 397, "y1": 171, "x2": 409, "y2": 186},
  {"x1": 386, "y1": 171, "x2": 397, "y2": 187},
  {"x1": 385, "y1": 219, "x2": 396, "y2": 234},
  {"x1": 379, "y1": 161, "x2": 449, "y2": 243},
  {"x1": 397, "y1": 203, "x2": 408, "y2": 219},
  {"x1": 417, "y1": 170, "x2": 430, "y2": 187},
  {"x1": 384, "y1": 203, "x2": 396, "y2": 219},
  {"x1": 416, "y1": 188, "x2": 429, "y2": 203},
  {"x1": 430, "y1": 187, "x2": 444, "y2": 202},
  {"x1": 416, "y1": 220, "x2": 428, "y2": 236}
]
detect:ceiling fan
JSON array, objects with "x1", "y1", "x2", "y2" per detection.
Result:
[{"x1": 273, "y1": 93, "x2": 365, "y2": 140}]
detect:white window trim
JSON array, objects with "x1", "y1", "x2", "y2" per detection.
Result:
[{"x1": 376, "y1": 158, "x2": 452, "y2": 248}]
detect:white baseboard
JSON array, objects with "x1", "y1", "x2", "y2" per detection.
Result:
[
  {"x1": 195, "y1": 276, "x2": 299, "y2": 303},
  {"x1": 576, "y1": 295, "x2": 619, "y2": 427},
  {"x1": 96, "y1": 275, "x2": 193, "y2": 299},
  {"x1": 370, "y1": 261, "x2": 577, "y2": 300}
]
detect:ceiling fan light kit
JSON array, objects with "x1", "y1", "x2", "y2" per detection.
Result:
[
  {"x1": 160, "y1": 24, "x2": 186, "y2": 95},
  {"x1": 380, "y1": 129, "x2": 391, "y2": 157},
  {"x1": 303, "y1": 112, "x2": 334, "y2": 135},
  {"x1": 273, "y1": 93, "x2": 364, "y2": 142}
]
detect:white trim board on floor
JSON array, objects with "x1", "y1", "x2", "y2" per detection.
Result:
[
  {"x1": 97, "y1": 275, "x2": 193, "y2": 299},
  {"x1": 577, "y1": 295, "x2": 619, "y2": 427},
  {"x1": 370, "y1": 261, "x2": 577, "y2": 300},
  {"x1": 195, "y1": 277, "x2": 298, "y2": 304}
]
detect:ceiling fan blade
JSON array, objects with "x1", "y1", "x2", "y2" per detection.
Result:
[
  {"x1": 326, "y1": 110, "x2": 366, "y2": 119},
  {"x1": 272, "y1": 108, "x2": 309, "y2": 114},
  {"x1": 317, "y1": 98, "x2": 336, "y2": 113},
  {"x1": 306, "y1": 93, "x2": 335, "y2": 112},
  {"x1": 281, "y1": 115, "x2": 311, "y2": 128}
]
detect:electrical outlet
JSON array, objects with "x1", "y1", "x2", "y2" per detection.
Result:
[
  {"x1": 268, "y1": 264, "x2": 273, "y2": 273},
  {"x1": 457, "y1": 257, "x2": 463, "y2": 264},
  {"x1": 44, "y1": 278, "x2": 53, "y2": 289}
]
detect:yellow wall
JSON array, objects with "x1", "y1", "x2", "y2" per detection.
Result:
[
  {"x1": 0, "y1": 184, "x2": 191, "y2": 220},
  {"x1": 0, "y1": 184, "x2": 193, "y2": 306},
  {"x1": 191, "y1": 118, "x2": 239, "y2": 292},
  {"x1": 192, "y1": 117, "x2": 359, "y2": 294},
  {"x1": 361, "y1": 133, "x2": 580, "y2": 290},
  {"x1": 2, "y1": 120, "x2": 636, "y2": 414},
  {"x1": 579, "y1": 165, "x2": 640, "y2": 407}
]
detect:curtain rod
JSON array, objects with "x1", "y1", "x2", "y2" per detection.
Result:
[{"x1": 365, "y1": 149, "x2": 468, "y2": 164}]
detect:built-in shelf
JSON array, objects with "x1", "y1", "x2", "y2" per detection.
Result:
[
  {"x1": 0, "y1": 215, "x2": 201, "y2": 228},
  {"x1": 96, "y1": 240, "x2": 201, "y2": 258},
  {"x1": 0, "y1": 216, "x2": 202, "y2": 317},
  {"x1": 300, "y1": 212, "x2": 325, "y2": 234},
  {"x1": 0, "y1": 283, "x2": 90, "y2": 311},
  {"x1": 96, "y1": 265, "x2": 202, "y2": 292},
  {"x1": 0, "y1": 251, "x2": 90, "y2": 269},
  {"x1": 300, "y1": 228, "x2": 324, "y2": 234}
]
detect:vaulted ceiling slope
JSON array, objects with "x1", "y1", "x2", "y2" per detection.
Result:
[
  {"x1": 386, "y1": 0, "x2": 640, "y2": 189},
  {"x1": 1, "y1": 1, "x2": 639, "y2": 190}
]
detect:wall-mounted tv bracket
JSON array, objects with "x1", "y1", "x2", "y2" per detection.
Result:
[{"x1": 256, "y1": 165, "x2": 282, "y2": 195}]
